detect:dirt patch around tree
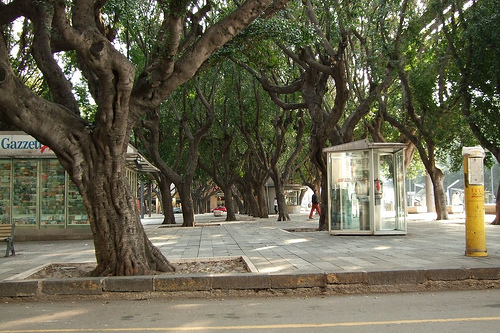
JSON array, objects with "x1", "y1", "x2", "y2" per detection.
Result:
[
  {"x1": 26, "y1": 257, "x2": 251, "y2": 279},
  {"x1": 283, "y1": 228, "x2": 319, "y2": 232}
]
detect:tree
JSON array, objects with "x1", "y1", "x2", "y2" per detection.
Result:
[
  {"x1": 195, "y1": 61, "x2": 249, "y2": 220},
  {"x1": 384, "y1": 67, "x2": 453, "y2": 220},
  {"x1": 235, "y1": 0, "x2": 404, "y2": 229},
  {"x1": 225, "y1": 58, "x2": 306, "y2": 221},
  {"x1": 376, "y1": 0, "x2": 481, "y2": 220},
  {"x1": 152, "y1": 173, "x2": 177, "y2": 224},
  {"x1": 191, "y1": 177, "x2": 215, "y2": 214},
  {"x1": 241, "y1": 151, "x2": 271, "y2": 217},
  {"x1": 0, "y1": 0, "x2": 290, "y2": 276},
  {"x1": 437, "y1": 0, "x2": 500, "y2": 224},
  {"x1": 136, "y1": 78, "x2": 215, "y2": 227}
]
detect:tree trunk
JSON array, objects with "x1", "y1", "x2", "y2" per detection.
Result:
[
  {"x1": 308, "y1": 125, "x2": 328, "y2": 230},
  {"x1": 318, "y1": 180, "x2": 328, "y2": 231},
  {"x1": 177, "y1": 181, "x2": 195, "y2": 227},
  {"x1": 234, "y1": 193, "x2": 245, "y2": 215},
  {"x1": 155, "y1": 175, "x2": 176, "y2": 225},
  {"x1": 299, "y1": 189, "x2": 307, "y2": 208},
  {"x1": 276, "y1": 192, "x2": 289, "y2": 221},
  {"x1": 80, "y1": 153, "x2": 175, "y2": 276},
  {"x1": 428, "y1": 168, "x2": 449, "y2": 221},
  {"x1": 272, "y1": 174, "x2": 290, "y2": 221},
  {"x1": 224, "y1": 186, "x2": 238, "y2": 221},
  {"x1": 256, "y1": 185, "x2": 269, "y2": 218},
  {"x1": 241, "y1": 181, "x2": 260, "y2": 217}
]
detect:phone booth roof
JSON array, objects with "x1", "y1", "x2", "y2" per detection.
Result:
[{"x1": 323, "y1": 139, "x2": 406, "y2": 154}]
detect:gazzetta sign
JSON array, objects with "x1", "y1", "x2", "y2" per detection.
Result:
[{"x1": 0, "y1": 133, "x2": 54, "y2": 156}]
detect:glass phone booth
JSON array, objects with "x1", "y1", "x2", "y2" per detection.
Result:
[{"x1": 323, "y1": 140, "x2": 407, "y2": 235}]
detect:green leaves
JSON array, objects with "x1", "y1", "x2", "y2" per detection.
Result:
[{"x1": 213, "y1": 10, "x2": 318, "y2": 68}]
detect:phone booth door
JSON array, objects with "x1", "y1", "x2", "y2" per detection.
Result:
[{"x1": 373, "y1": 150, "x2": 407, "y2": 234}]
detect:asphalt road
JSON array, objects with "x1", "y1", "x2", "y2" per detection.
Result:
[{"x1": 1, "y1": 289, "x2": 500, "y2": 332}]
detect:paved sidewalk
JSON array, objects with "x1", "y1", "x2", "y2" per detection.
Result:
[
  {"x1": 1, "y1": 212, "x2": 499, "y2": 297},
  {"x1": 147, "y1": 213, "x2": 499, "y2": 274}
]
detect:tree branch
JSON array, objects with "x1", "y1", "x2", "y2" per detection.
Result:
[
  {"x1": 0, "y1": 0, "x2": 29, "y2": 25},
  {"x1": 132, "y1": 0, "x2": 290, "y2": 110},
  {"x1": 29, "y1": 2, "x2": 80, "y2": 114}
]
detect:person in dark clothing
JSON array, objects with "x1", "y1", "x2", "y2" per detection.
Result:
[{"x1": 309, "y1": 190, "x2": 321, "y2": 219}]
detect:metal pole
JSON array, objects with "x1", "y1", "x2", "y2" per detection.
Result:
[
  {"x1": 140, "y1": 181, "x2": 144, "y2": 219},
  {"x1": 148, "y1": 182, "x2": 152, "y2": 217}
]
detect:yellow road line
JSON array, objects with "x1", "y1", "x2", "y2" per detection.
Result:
[{"x1": 2, "y1": 316, "x2": 500, "y2": 332}]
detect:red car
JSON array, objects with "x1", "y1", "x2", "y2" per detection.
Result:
[{"x1": 211, "y1": 205, "x2": 227, "y2": 212}]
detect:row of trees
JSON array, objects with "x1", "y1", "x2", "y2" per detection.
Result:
[
  {"x1": 0, "y1": 0, "x2": 498, "y2": 276},
  {"x1": 135, "y1": 0, "x2": 500, "y2": 229}
]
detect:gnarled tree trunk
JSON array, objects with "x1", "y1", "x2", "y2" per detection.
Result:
[
  {"x1": 176, "y1": 181, "x2": 195, "y2": 227},
  {"x1": 271, "y1": 174, "x2": 290, "y2": 221},
  {"x1": 223, "y1": 186, "x2": 238, "y2": 221},
  {"x1": 155, "y1": 174, "x2": 176, "y2": 225},
  {"x1": 82, "y1": 154, "x2": 176, "y2": 276},
  {"x1": 427, "y1": 168, "x2": 449, "y2": 220}
]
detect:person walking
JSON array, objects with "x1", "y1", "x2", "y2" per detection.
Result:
[
  {"x1": 309, "y1": 190, "x2": 321, "y2": 219},
  {"x1": 274, "y1": 198, "x2": 278, "y2": 214}
]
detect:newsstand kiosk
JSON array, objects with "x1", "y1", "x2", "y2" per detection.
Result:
[{"x1": 323, "y1": 140, "x2": 407, "y2": 235}]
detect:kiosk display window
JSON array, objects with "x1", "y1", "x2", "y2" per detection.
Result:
[
  {"x1": 0, "y1": 132, "x2": 152, "y2": 239},
  {"x1": 0, "y1": 158, "x2": 89, "y2": 227},
  {"x1": 12, "y1": 159, "x2": 37, "y2": 225},
  {"x1": 285, "y1": 190, "x2": 299, "y2": 206},
  {"x1": 40, "y1": 160, "x2": 66, "y2": 226},
  {"x1": 67, "y1": 180, "x2": 88, "y2": 225},
  {"x1": 0, "y1": 161, "x2": 11, "y2": 223}
]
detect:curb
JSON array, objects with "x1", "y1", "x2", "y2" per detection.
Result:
[{"x1": 1, "y1": 267, "x2": 500, "y2": 299}]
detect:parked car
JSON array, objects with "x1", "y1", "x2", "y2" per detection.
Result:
[
  {"x1": 173, "y1": 207, "x2": 182, "y2": 214},
  {"x1": 211, "y1": 205, "x2": 227, "y2": 212}
]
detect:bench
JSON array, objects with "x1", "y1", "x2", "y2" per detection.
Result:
[{"x1": 0, "y1": 223, "x2": 15, "y2": 257}]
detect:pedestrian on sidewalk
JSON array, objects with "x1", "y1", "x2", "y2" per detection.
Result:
[
  {"x1": 309, "y1": 190, "x2": 321, "y2": 219},
  {"x1": 274, "y1": 198, "x2": 278, "y2": 214}
]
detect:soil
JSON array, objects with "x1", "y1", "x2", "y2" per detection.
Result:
[{"x1": 27, "y1": 258, "x2": 250, "y2": 279}]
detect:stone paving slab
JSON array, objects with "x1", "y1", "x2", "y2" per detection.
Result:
[{"x1": 1, "y1": 212, "x2": 499, "y2": 297}]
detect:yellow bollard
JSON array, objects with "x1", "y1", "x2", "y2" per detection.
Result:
[{"x1": 462, "y1": 146, "x2": 487, "y2": 257}]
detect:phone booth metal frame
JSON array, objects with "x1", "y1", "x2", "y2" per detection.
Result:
[{"x1": 323, "y1": 140, "x2": 407, "y2": 235}]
